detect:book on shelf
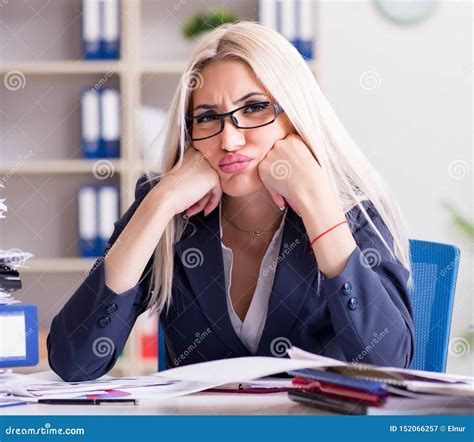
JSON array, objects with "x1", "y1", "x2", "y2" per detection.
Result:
[
  {"x1": 81, "y1": 86, "x2": 121, "y2": 159},
  {"x1": 77, "y1": 184, "x2": 119, "y2": 258},
  {"x1": 82, "y1": 0, "x2": 120, "y2": 60},
  {"x1": 258, "y1": 0, "x2": 315, "y2": 60}
]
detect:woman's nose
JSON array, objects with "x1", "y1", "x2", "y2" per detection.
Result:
[{"x1": 220, "y1": 116, "x2": 245, "y2": 151}]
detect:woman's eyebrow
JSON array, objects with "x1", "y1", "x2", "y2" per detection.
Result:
[{"x1": 192, "y1": 92, "x2": 267, "y2": 112}]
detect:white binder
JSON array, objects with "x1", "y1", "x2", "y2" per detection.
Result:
[
  {"x1": 97, "y1": 185, "x2": 119, "y2": 255},
  {"x1": 100, "y1": 88, "x2": 121, "y2": 158},
  {"x1": 81, "y1": 88, "x2": 101, "y2": 158},
  {"x1": 82, "y1": 0, "x2": 101, "y2": 59}
]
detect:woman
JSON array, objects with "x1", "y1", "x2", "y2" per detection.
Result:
[{"x1": 48, "y1": 22, "x2": 414, "y2": 382}]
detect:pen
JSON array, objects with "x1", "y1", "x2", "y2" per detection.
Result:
[{"x1": 38, "y1": 399, "x2": 137, "y2": 405}]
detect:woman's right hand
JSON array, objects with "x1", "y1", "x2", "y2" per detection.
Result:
[{"x1": 157, "y1": 147, "x2": 222, "y2": 218}]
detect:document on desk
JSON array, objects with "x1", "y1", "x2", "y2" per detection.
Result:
[
  {"x1": 156, "y1": 346, "x2": 474, "y2": 394},
  {"x1": 0, "y1": 371, "x2": 218, "y2": 401},
  {"x1": 156, "y1": 355, "x2": 339, "y2": 384}
]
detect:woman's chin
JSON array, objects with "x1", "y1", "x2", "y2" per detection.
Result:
[{"x1": 221, "y1": 172, "x2": 263, "y2": 197}]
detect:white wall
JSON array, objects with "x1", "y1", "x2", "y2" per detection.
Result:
[{"x1": 317, "y1": 0, "x2": 472, "y2": 374}]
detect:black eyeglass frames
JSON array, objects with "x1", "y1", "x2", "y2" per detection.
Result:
[{"x1": 185, "y1": 101, "x2": 284, "y2": 141}]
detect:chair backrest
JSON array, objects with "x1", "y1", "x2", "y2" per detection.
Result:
[{"x1": 409, "y1": 239, "x2": 460, "y2": 372}]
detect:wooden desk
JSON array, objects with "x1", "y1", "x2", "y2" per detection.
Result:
[{"x1": 1, "y1": 391, "x2": 335, "y2": 415}]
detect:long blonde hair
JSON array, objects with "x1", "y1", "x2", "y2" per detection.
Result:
[{"x1": 142, "y1": 21, "x2": 412, "y2": 316}]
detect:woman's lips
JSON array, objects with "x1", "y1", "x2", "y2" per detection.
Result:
[{"x1": 218, "y1": 160, "x2": 252, "y2": 174}]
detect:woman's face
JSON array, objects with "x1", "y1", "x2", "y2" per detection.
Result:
[{"x1": 190, "y1": 59, "x2": 295, "y2": 197}]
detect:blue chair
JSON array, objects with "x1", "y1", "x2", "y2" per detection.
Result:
[
  {"x1": 156, "y1": 240, "x2": 461, "y2": 373},
  {"x1": 409, "y1": 239, "x2": 460, "y2": 372}
]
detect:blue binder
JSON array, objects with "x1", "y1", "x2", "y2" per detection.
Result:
[
  {"x1": 258, "y1": 0, "x2": 314, "y2": 60},
  {"x1": 0, "y1": 304, "x2": 38, "y2": 368},
  {"x1": 82, "y1": 0, "x2": 120, "y2": 60},
  {"x1": 80, "y1": 87, "x2": 101, "y2": 159},
  {"x1": 82, "y1": 0, "x2": 102, "y2": 60},
  {"x1": 96, "y1": 185, "x2": 119, "y2": 255},
  {"x1": 78, "y1": 184, "x2": 100, "y2": 257},
  {"x1": 99, "y1": 87, "x2": 121, "y2": 158},
  {"x1": 78, "y1": 184, "x2": 119, "y2": 257},
  {"x1": 100, "y1": 0, "x2": 121, "y2": 60}
]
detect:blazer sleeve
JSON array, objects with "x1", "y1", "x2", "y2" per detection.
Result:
[
  {"x1": 47, "y1": 173, "x2": 159, "y2": 381},
  {"x1": 319, "y1": 200, "x2": 415, "y2": 369}
]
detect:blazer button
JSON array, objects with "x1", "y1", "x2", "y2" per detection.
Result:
[
  {"x1": 347, "y1": 297, "x2": 359, "y2": 310},
  {"x1": 98, "y1": 316, "x2": 111, "y2": 328},
  {"x1": 342, "y1": 281, "x2": 353, "y2": 295},
  {"x1": 105, "y1": 303, "x2": 118, "y2": 314}
]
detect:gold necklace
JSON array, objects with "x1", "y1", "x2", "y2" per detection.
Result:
[{"x1": 222, "y1": 212, "x2": 283, "y2": 236}]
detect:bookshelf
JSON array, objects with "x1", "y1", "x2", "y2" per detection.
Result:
[{"x1": 0, "y1": 0, "x2": 320, "y2": 376}]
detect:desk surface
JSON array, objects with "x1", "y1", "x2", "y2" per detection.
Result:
[{"x1": 1, "y1": 391, "x2": 335, "y2": 416}]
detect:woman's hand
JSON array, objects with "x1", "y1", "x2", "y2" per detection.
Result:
[
  {"x1": 157, "y1": 147, "x2": 222, "y2": 217},
  {"x1": 257, "y1": 133, "x2": 324, "y2": 214}
]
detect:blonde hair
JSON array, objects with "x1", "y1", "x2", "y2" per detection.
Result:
[{"x1": 142, "y1": 21, "x2": 412, "y2": 316}]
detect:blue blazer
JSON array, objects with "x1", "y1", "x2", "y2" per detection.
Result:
[{"x1": 48, "y1": 174, "x2": 415, "y2": 381}]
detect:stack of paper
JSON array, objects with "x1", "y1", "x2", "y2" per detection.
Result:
[
  {"x1": 0, "y1": 251, "x2": 34, "y2": 305},
  {"x1": 0, "y1": 370, "x2": 220, "y2": 404}
]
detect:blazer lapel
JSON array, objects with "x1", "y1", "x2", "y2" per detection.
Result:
[
  {"x1": 174, "y1": 205, "x2": 319, "y2": 358},
  {"x1": 174, "y1": 207, "x2": 251, "y2": 356},
  {"x1": 256, "y1": 208, "x2": 319, "y2": 356}
]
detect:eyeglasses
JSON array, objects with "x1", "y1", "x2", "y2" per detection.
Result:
[{"x1": 185, "y1": 101, "x2": 284, "y2": 141}]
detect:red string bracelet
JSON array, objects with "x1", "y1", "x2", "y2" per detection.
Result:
[{"x1": 310, "y1": 220, "x2": 348, "y2": 248}]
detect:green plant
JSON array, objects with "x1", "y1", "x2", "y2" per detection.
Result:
[
  {"x1": 183, "y1": 8, "x2": 238, "y2": 40},
  {"x1": 442, "y1": 200, "x2": 474, "y2": 241}
]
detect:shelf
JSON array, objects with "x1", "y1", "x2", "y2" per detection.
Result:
[
  {"x1": 0, "y1": 59, "x2": 319, "y2": 76},
  {"x1": 0, "y1": 159, "x2": 123, "y2": 175},
  {"x1": 0, "y1": 61, "x2": 123, "y2": 75},
  {"x1": 20, "y1": 258, "x2": 98, "y2": 273},
  {"x1": 140, "y1": 61, "x2": 188, "y2": 74},
  {"x1": 140, "y1": 59, "x2": 319, "y2": 75}
]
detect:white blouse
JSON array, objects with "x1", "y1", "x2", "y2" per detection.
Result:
[{"x1": 218, "y1": 201, "x2": 288, "y2": 354}]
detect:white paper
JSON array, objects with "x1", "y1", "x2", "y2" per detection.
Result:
[{"x1": 156, "y1": 356, "x2": 336, "y2": 384}]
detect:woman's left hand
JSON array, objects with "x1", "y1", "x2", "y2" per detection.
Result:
[{"x1": 257, "y1": 133, "x2": 324, "y2": 214}]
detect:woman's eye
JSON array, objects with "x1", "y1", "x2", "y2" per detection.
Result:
[
  {"x1": 244, "y1": 102, "x2": 270, "y2": 113},
  {"x1": 196, "y1": 114, "x2": 219, "y2": 123}
]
